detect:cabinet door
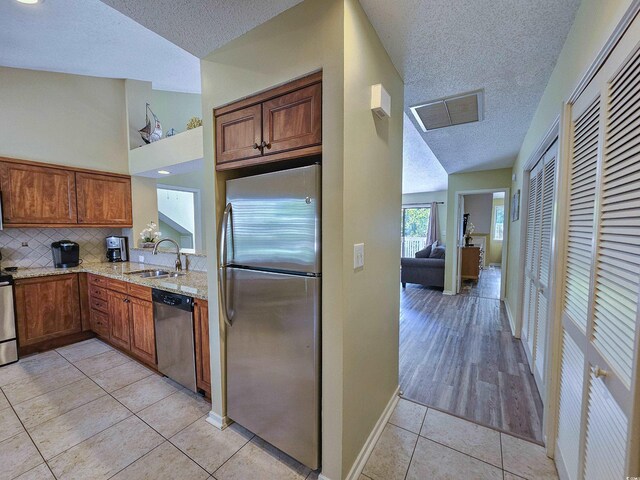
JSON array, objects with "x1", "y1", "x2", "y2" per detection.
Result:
[
  {"x1": 194, "y1": 300, "x2": 211, "y2": 395},
  {"x1": 76, "y1": 172, "x2": 132, "y2": 226},
  {"x1": 107, "y1": 290, "x2": 130, "y2": 350},
  {"x1": 15, "y1": 274, "x2": 81, "y2": 346},
  {"x1": 262, "y1": 83, "x2": 322, "y2": 156},
  {"x1": 215, "y1": 104, "x2": 262, "y2": 166},
  {"x1": 0, "y1": 162, "x2": 77, "y2": 225},
  {"x1": 129, "y1": 296, "x2": 156, "y2": 365},
  {"x1": 90, "y1": 308, "x2": 110, "y2": 339}
]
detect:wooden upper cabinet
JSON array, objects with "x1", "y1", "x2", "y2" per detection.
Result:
[
  {"x1": 128, "y1": 295, "x2": 156, "y2": 366},
  {"x1": 194, "y1": 299, "x2": 211, "y2": 395},
  {"x1": 108, "y1": 290, "x2": 131, "y2": 350},
  {"x1": 15, "y1": 274, "x2": 81, "y2": 347},
  {"x1": 76, "y1": 172, "x2": 132, "y2": 226},
  {"x1": 215, "y1": 104, "x2": 262, "y2": 165},
  {"x1": 262, "y1": 83, "x2": 321, "y2": 156},
  {"x1": 214, "y1": 72, "x2": 322, "y2": 170},
  {"x1": 0, "y1": 162, "x2": 77, "y2": 225}
]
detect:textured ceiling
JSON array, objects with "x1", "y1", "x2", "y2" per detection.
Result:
[
  {"x1": 360, "y1": 0, "x2": 580, "y2": 181},
  {"x1": 0, "y1": 0, "x2": 201, "y2": 93},
  {"x1": 99, "y1": 0, "x2": 304, "y2": 58},
  {"x1": 403, "y1": 114, "x2": 448, "y2": 194}
]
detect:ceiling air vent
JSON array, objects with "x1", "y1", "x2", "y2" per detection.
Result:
[{"x1": 410, "y1": 89, "x2": 484, "y2": 132}]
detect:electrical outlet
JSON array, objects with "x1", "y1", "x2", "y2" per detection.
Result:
[
  {"x1": 354, "y1": 243, "x2": 365, "y2": 270},
  {"x1": 138, "y1": 255, "x2": 145, "y2": 263}
]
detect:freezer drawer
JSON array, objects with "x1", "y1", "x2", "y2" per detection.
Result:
[
  {"x1": 225, "y1": 267, "x2": 320, "y2": 470},
  {"x1": 225, "y1": 164, "x2": 321, "y2": 274}
]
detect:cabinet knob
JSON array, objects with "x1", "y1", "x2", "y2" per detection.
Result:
[
  {"x1": 253, "y1": 143, "x2": 260, "y2": 150},
  {"x1": 260, "y1": 140, "x2": 271, "y2": 150}
]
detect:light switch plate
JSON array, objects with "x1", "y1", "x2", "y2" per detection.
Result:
[{"x1": 354, "y1": 243, "x2": 365, "y2": 270}]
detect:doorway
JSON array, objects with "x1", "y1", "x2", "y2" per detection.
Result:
[{"x1": 452, "y1": 188, "x2": 509, "y2": 300}]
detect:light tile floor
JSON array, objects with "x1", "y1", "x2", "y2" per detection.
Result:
[
  {"x1": 362, "y1": 397, "x2": 559, "y2": 480},
  {"x1": 0, "y1": 339, "x2": 558, "y2": 480},
  {"x1": 0, "y1": 339, "x2": 315, "y2": 480}
]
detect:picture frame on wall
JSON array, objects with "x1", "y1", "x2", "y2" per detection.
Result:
[{"x1": 511, "y1": 189, "x2": 520, "y2": 221}]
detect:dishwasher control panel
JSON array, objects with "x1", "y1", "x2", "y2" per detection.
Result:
[{"x1": 152, "y1": 289, "x2": 193, "y2": 311}]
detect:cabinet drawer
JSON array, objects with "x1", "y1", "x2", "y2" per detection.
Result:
[
  {"x1": 90, "y1": 296, "x2": 108, "y2": 313},
  {"x1": 89, "y1": 285, "x2": 107, "y2": 301},
  {"x1": 90, "y1": 309, "x2": 110, "y2": 338},
  {"x1": 107, "y1": 278, "x2": 128, "y2": 293},
  {"x1": 128, "y1": 283, "x2": 151, "y2": 301},
  {"x1": 88, "y1": 274, "x2": 108, "y2": 287}
]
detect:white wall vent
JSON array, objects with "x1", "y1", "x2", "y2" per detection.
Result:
[{"x1": 410, "y1": 89, "x2": 484, "y2": 131}]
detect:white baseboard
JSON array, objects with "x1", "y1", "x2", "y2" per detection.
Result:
[
  {"x1": 443, "y1": 290, "x2": 455, "y2": 296},
  {"x1": 342, "y1": 386, "x2": 400, "y2": 480},
  {"x1": 206, "y1": 410, "x2": 230, "y2": 430},
  {"x1": 504, "y1": 299, "x2": 518, "y2": 338},
  {"x1": 555, "y1": 444, "x2": 570, "y2": 480}
]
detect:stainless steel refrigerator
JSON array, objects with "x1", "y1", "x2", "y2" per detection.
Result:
[{"x1": 219, "y1": 164, "x2": 321, "y2": 470}]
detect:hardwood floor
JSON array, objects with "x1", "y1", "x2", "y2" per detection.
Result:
[
  {"x1": 399, "y1": 285, "x2": 544, "y2": 443},
  {"x1": 460, "y1": 265, "x2": 501, "y2": 300}
]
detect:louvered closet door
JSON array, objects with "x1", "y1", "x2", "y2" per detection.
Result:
[
  {"x1": 555, "y1": 16, "x2": 640, "y2": 479},
  {"x1": 521, "y1": 142, "x2": 557, "y2": 397},
  {"x1": 522, "y1": 165, "x2": 540, "y2": 363}
]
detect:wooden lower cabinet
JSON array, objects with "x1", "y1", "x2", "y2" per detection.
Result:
[
  {"x1": 91, "y1": 279, "x2": 155, "y2": 366},
  {"x1": 90, "y1": 308, "x2": 110, "y2": 338},
  {"x1": 15, "y1": 274, "x2": 82, "y2": 348},
  {"x1": 461, "y1": 247, "x2": 481, "y2": 281},
  {"x1": 107, "y1": 290, "x2": 131, "y2": 350},
  {"x1": 128, "y1": 295, "x2": 156, "y2": 365},
  {"x1": 194, "y1": 299, "x2": 211, "y2": 396}
]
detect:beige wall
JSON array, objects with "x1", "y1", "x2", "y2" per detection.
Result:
[
  {"x1": 151, "y1": 89, "x2": 202, "y2": 135},
  {"x1": 402, "y1": 190, "x2": 447, "y2": 242},
  {"x1": 126, "y1": 176, "x2": 159, "y2": 248},
  {"x1": 464, "y1": 193, "x2": 493, "y2": 233},
  {"x1": 200, "y1": 0, "x2": 345, "y2": 476},
  {"x1": 342, "y1": 0, "x2": 403, "y2": 472},
  {"x1": 505, "y1": 0, "x2": 633, "y2": 324},
  {"x1": 0, "y1": 67, "x2": 128, "y2": 174},
  {"x1": 444, "y1": 168, "x2": 512, "y2": 292}
]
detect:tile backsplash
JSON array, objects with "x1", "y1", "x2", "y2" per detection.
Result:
[{"x1": 0, "y1": 227, "x2": 121, "y2": 268}]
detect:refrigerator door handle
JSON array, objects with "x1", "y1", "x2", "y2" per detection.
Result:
[{"x1": 219, "y1": 203, "x2": 234, "y2": 327}]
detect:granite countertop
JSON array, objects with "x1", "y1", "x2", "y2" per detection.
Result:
[{"x1": 8, "y1": 262, "x2": 209, "y2": 300}]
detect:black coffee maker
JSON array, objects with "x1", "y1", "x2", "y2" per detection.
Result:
[{"x1": 51, "y1": 241, "x2": 81, "y2": 268}]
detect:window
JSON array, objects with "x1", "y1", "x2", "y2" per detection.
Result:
[
  {"x1": 401, "y1": 206, "x2": 430, "y2": 257},
  {"x1": 157, "y1": 186, "x2": 199, "y2": 249},
  {"x1": 493, "y1": 205, "x2": 504, "y2": 241}
]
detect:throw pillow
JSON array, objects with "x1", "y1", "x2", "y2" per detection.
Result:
[
  {"x1": 415, "y1": 246, "x2": 432, "y2": 258},
  {"x1": 429, "y1": 246, "x2": 446, "y2": 259}
]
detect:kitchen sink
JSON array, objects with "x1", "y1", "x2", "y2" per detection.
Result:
[{"x1": 125, "y1": 269, "x2": 186, "y2": 279}]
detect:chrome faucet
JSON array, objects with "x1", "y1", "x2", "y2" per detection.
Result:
[{"x1": 153, "y1": 239, "x2": 183, "y2": 272}]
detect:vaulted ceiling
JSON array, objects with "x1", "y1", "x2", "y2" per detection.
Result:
[
  {"x1": 361, "y1": 0, "x2": 581, "y2": 191},
  {"x1": 99, "y1": 0, "x2": 304, "y2": 58}
]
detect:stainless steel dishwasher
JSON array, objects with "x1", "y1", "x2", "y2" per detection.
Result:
[{"x1": 152, "y1": 289, "x2": 197, "y2": 392}]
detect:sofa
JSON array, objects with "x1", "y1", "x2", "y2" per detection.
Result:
[{"x1": 401, "y1": 244, "x2": 445, "y2": 289}]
